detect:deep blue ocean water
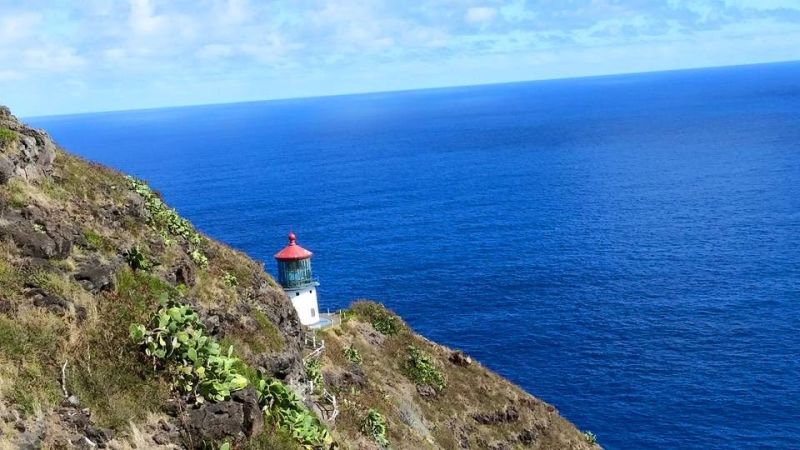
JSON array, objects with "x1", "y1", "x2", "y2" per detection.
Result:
[{"x1": 28, "y1": 62, "x2": 800, "y2": 449}]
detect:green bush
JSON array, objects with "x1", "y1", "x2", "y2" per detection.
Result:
[
  {"x1": 126, "y1": 176, "x2": 205, "y2": 247},
  {"x1": 343, "y1": 345, "x2": 362, "y2": 365},
  {"x1": 361, "y1": 409, "x2": 389, "y2": 447},
  {"x1": 132, "y1": 300, "x2": 332, "y2": 448},
  {"x1": 222, "y1": 272, "x2": 238, "y2": 287},
  {"x1": 255, "y1": 378, "x2": 332, "y2": 448},
  {"x1": 191, "y1": 249, "x2": 209, "y2": 268},
  {"x1": 351, "y1": 302, "x2": 401, "y2": 335},
  {"x1": 129, "y1": 298, "x2": 248, "y2": 403},
  {"x1": 0, "y1": 127, "x2": 17, "y2": 147},
  {"x1": 305, "y1": 358, "x2": 322, "y2": 388},
  {"x1": 404, "y1": 345, "x2": 446, "y2": 392},
  {"x1": 123, "y1": 245, "x2": 154, "y2": 271},
  {"x1": 83, "y1": 229, "x2": 112, "y2": 252}
]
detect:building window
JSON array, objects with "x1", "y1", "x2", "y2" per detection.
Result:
[
  {"x1": 295, "y1": 292, "x2": 299, "y2": 296},
  {"x1": 310, "y1": 308, "x2": 316, "y2": 317}
]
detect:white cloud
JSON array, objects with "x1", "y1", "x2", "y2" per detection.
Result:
[
  {"x1": 23, "y1": 47, "x2": 86, "y2": 72},
  {"x1": 0, "y1": 70, "x2": 23, "y2": 81},
  {"x1": 129, "y1": 0, "x2": 167, "y2": 35},
  {"x1": 465, "y1": 7, "x2": 498, "y2": 24},
  {"x1": 197, "y1": 44, "x2": 235, "y2": 60},
  {"x1": 2, "y1": 0, "x2": 800, "y2": 116}
]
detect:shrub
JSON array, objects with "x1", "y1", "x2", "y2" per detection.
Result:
[
  {"x1": 191, "y1": 248, "x2": 209, "y2": 268},
  {"x1": 222, "y1": 272, "x2": 238, "y2": 287},
  {"x1": 404, "y1": 345, "x2": 446, "y2": 392},
  {"x1": 123, "y1": 245, "x2": 154, "y2": 271},
  {"x1": 351, "y1": 302, "x2": 401, "y2": 336},
  {"x1": 131, "y1": 299, "x2": 332, "y2": 448},
  {"x1": 361, "y1": 409, "x2": 389, "y2": 447},
  {"x1": 256, "y1": 378, "x2": 332, "y2": 448},
  {"x1": 129, "y1": 298, "x2": 248, "y2": 403},
  {"x1": 0, "y1": 127, "x2": 17, "y2": 147},
  {"x1": 343, "y1": 345, "x2": 362, "y2": 365},
  {"x1": 305, "y1": 358, "x2": 322, "y2": 388},
  {"x1": 373, "y1": 315, "x2": 398, "y2": 335},
  {"x1": 82, "y1": 229, "x2": 114, "y2": 252},
  {"x1": 126, "y1": 176, "x2": 205, "y2": 246}
]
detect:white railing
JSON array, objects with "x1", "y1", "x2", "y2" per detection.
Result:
[{"x1": 300, "y1": 331, "x2": 339, "y2": 422}]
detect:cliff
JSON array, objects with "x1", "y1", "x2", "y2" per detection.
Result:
[{"x1": 0, "y1": 105, "x2": 598, "y2": 449}]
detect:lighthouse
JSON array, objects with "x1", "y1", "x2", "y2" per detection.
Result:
[{"x1": 274, "y1": 232, "x2": 320, "y2": 326}]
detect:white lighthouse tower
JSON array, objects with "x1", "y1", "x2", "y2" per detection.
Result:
[{"x1": 274, "y1": 232, "x2": 320, "y2": 326}]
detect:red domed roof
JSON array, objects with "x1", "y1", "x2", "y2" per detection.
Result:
[{"x1": 274, "y1": 231, "x2": 313, "y2": 261}]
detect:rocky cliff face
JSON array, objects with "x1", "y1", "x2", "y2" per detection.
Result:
[
  {"x1": 0, "y1": 106, "x2": 57, "y2": 183},
  {"x1": 0, "y1": 106, "x2": 599, "y2": 449}
]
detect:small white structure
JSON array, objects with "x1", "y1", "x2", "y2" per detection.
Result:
[{"x1": 274, "y1": 232, "x2": 320, "y2": 326}]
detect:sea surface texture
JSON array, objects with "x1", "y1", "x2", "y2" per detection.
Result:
[{"x1": 30, "y1": 62, "x2": 800, "y2": 450}]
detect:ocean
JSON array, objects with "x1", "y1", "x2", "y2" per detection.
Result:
[{"x1": 28, "y1": 61, "x2": 800, "y2": 449}]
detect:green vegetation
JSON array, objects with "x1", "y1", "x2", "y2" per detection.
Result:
[
  {"x1": 191, "y1": 248, "x2": 209, "y2": 267},
  {"x1": 343, "y1": 345, "x2": 362, "y2": 365},
  {"x1": 224, "y1": 309, "x2": 284, "y2": 356},
  {"x1": 256, "y1": 378, "x2": 332, "y2": 449},
  {"x1": 127, "y1": 176, "x2": 203, "y2": 245},
  {"x1": 131, "y1": 299, "x2": 330, "y2": 448},
  {"x1": 404, "y1": 345, "x2": 446, "y2": 392},
  {"x1": 82, "y1": 228, "x2": 113, "y2": 252},
  {"x1": 123, "y1": 245, "x2": 154, "y2": 271},
  {"x1": 584, "y1": 431, "x2": 597, "y2": 445},
  {"x1": 127, "y1": 176, "x2": 209, "y2": 267},
  {"x1": 0, "y1": 313, "x2": 65, "y2": 414},
  {"x1": 2, "y1": 178, "x2": 28, "y2": 207},
  {"x1": 305, "y1": 358, "x2": 322, "y2": 390},
  {"x1": 241, "y1": 428, "x2": 298, "y2": 450},
  {"x1": 69, "y1": 270, "x2": 173, "y2": 428},
  {"x1": 129, "y1": 299, "x2": 248, "y2": 403},
  {"x1": 361, "y1": 409, "x2": 389, "y2": 447},
  {"x1": 0, "y1": 127, "x2": 17, "y2": 147},
  {"x1": 222, "y1": 271, "x2": 238, "y2": 287},
  {"x1": 351, "y1": 301, "x2": 401, "y2": 336}
]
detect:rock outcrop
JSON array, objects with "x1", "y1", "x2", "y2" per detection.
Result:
[
  {"x1": 182, "y1": 388, "x2": 263, "y2": 447},
  {"x1": 0, "y1": 106, "x2": 57, "y2": 183}
]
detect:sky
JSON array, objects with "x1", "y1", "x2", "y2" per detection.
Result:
[{"x1": 1, "y1": 0, "x2": 800, "y2": 117}]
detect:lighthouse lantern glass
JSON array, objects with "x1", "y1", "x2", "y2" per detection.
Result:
[{"x1": 277, "y1": 258, "x2": 313, "y2": 288}]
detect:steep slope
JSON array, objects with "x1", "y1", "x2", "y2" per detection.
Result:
[{"x1": 0, "y1": 106, "x2": 598, "y2": 449}]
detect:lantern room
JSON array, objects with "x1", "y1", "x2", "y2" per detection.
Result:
[{"x1": 274, "y1": 232, "x2": 320, "y2": 326}]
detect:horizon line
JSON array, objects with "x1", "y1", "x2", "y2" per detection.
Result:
[{"x1": 22, "y1": 58, "x2": 800, "y2": 120}]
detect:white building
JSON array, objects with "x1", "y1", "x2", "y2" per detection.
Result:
[{"x1": 274, "y1": 232, "x2": 320, "y2": 326}]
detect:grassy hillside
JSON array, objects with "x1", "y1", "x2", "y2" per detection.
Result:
[{"x1": 0, "y1": 106, "x2": 599, "y2": 449}]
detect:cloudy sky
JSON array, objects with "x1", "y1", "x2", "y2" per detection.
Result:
[{"x1": 2, "y1": 0, "x2": 800, "y2": 116}]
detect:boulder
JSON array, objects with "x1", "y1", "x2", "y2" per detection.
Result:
[
  {"x1": 32, "y1": 293, "x2": 70, "y2": 315},
  {"x1": 0, "y1": 107, "x2": 57, "y2": 182},
  {"x1": 324, "y1": 367, "x2": 366, "y2": 390},
  {"x1": 183, "y1": 387, "x2": 263, "y2": 448},
  {"x1": 74, "y1": 261, "x2": 115, "y2": 293},
  {"x1": 0, "y1": 154, "x2": 13, "y2": 184},
  {"x1": 416, "y1": 384, "x2": 437, "y2": 398},
  {"x1": 449, "y1": 350, "x2": 472, "y2": 367},
  {"x1": 0, "y1": 211, "x2": 73, "y2": 259},
  {"x1": 472, "y1": 406, "x2": 520, "y2": 425},
  {"x1": 257, "y1": 352, "x2": 302, "y2": 381}
]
